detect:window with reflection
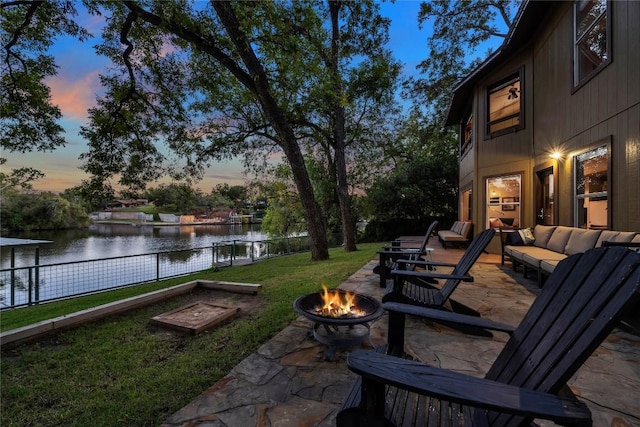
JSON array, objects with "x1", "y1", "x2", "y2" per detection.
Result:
[
  {"x1": 462, "y1": 114, "x2": 473, "y2": 155},
  {"x1": 574, "y1": 0, "x2": 610, "y2": 88},
  {"x1": 487, "y1": 73, "x2": 522, "y2": 136},
  {"x1": 575, "y1": 145, "x2": 608, "y2": 229},
  {"x1": 486, "y1": 174, "x2": 521, "y2": 229}
]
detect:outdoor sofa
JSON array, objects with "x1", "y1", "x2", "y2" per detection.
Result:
[
  {"x1": 437, "y1": 221, "x2": 473, "y2": 248},
  {"x1": 502, "y1": 224, "x2": 640, "y2": 286}
]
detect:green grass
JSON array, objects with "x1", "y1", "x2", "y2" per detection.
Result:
[{"x1": 0, "y1": 243, "x2": 381, "y2": 427}]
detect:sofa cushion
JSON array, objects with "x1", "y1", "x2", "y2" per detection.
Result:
[
  {"x1": 540, "y1": 259, "x2": 562, "y2": 274},
  {"x1": 533, "y1": 225, "x2": 557, "y2": 248},
  {"x1": 522, "y1": 249, "x2": 567, "y2": 269},
  {"x1": 438, "y1": 230, "x2": 468, "y2": 242},
  {"x1": 459, "y1": 221, "x2": 472, "y2": 238},
  {"x1": 504, "y1": 245, "x2": 517, "y2": 256},
  {"x1": 595, "y1": 230, "x2": 636, "y2": 247},
  {"x1": 508, "y1": 246, "x2": 552, "y2": 263},
  {"x1": 451, "y1": 221, "x2": 462, "y2": 234},
  {"x1": 545, "y1": 226, "x2": 573, "y2": 253},
  {"x1": 564, "y1": 229, "x2": 601, "y2": 255}
]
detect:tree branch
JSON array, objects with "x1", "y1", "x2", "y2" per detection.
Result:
[
  {"x1": 3, "y1": 0, "x2": 43, "y2": 75},
  {"x1": 122, "y1": 0, "x2": 256, "y2": 92}
]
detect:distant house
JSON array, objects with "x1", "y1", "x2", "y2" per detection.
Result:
[
  {"x1": 105, "y1": 199, "x2": 149, "y2": 210},
  {"x1": 445, "y1": 0, "x2": 639, "y2": 251}
]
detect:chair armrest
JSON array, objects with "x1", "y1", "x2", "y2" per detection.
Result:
[
  {"x1": 347, "y1": 350, "x2": 592, "y2": 425},
  {"x1": 383, "y1": 301, "x2": 515, "y2": 334},
  {"x1": 390, "y1": 268, "x2": 474, "y2": 282},
  {"x1": 396, "y1": 259, "x2": 458, "y2": 268},
  {"x1": 378, "y1": 249, "x2": 420, "y2": 256}
]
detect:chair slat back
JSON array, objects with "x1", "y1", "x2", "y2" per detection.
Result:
[
  {"x1": 439, "y1": 229, "x2": 496, "y2": 301},
  {"x1": 415, "y1": 220, "x2": 438, "y2": 257},
  {"x1": 485, "y1": 247, "x2": 640, "y2": 426}
]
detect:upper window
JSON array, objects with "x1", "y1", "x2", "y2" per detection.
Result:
[
  {"x1": 461, "y1": 114, "x2": 473, "y2": 155},
  {"x1": 487, "y1": 72, "x2": 522, "y2": 137},
  {"x1": 573, "y1": 0, "x2": 611, "y2": 88}
]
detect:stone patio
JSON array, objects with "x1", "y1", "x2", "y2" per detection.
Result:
[{"x1": 161, "y1": 245, "x2": 640, "y2": 427}]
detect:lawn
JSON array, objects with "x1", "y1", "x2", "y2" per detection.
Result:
[{"x1": 0, "y1": 243, "x2": 381, "y2": 427}]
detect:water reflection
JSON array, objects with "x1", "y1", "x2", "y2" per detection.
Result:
[{"x1": 1, "y1": 223, "x2": 266, "y2": 268}]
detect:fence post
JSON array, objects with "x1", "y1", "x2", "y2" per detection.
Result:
[
  {"x1": 156, "y1": 252, "x2": 160, "y2": 281},
  {"x1": 231, "y1": 240, "x2": 235, "y2": 267},
  {"x1": 28, "y1": 268, "x2": 33, "y2": 306},
  {"x1": 34, "y1": 247, "x2": 40, "y2": 304},
  {"x1": 10, "y1": 249, "x2": 15, "y2": 307}
]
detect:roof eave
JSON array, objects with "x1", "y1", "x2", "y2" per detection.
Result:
[{"x1": 444, "y1": 0, "x2": 556, "y2": 127}]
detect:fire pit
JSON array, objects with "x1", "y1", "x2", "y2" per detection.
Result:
[{"x1": 293, "y1": 287, "x2": 383, "y2": 360}]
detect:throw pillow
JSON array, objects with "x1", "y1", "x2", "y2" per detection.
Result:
[
  {"x1": 518, "y1": 228, "x2": 535, "y2": 245},
  {"x1": 489, "y1": 217, "x2": 504, "y2": 228},
  {"x1": 506, "y1": 231, "x2": 524, "y2": 246}
]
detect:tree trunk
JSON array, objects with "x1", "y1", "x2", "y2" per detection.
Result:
[
  {"x1": 330, "y1": 1, "x2": 357, "y2": 251},
  {"x1": 214, "y1": 1, "x2": 330, "y2": 260}
]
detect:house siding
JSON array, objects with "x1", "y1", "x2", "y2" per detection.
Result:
[
  {"x1": 452, "y1": 1, "x2": 639, "y2": 252},
  {"x1": 531, "y1": 1, "x2": 640, "y2": 231}
]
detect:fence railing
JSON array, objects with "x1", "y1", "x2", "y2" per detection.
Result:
[{"x1": 0, "y1": 235, "x2": 319, "y2": 309}]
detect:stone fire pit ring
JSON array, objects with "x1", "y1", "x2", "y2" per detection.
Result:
[{"x1": 294, "y1": 290, "x2": 383, "y2": 360}]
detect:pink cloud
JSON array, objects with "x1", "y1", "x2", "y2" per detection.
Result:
[{"x1": 47, "y1": 70, "x2": 101, "y2": 121}]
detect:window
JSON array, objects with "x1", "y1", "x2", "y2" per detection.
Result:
[
  {"x1": 486, "y1": 174, "x2": 521, "y2": 228},
  {"x1": 461, "y1": 114, "x2": 473, "y2": 155},
  {"x1": 574, "y1": 0, "x2": 610, "y2": 88},
  {"x1": 487, "y1": 72, "x2": 522, "y2": 136},
  {"x1": 536, "y1": 167, "x2": 556, "y2": 226},
  {"x1": 574, "y1": 144, "x2": 608, "y2": 229},
  {"x1": 461, "y1": 187, "x2": 472, "y2": 221}
]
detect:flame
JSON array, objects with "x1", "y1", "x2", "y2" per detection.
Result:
[{"x1": 314, "y1": 285, "x2": 365, "y2": 318}]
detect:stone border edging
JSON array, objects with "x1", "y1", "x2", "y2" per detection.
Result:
[{"x1": 0, "y1": 280, "x2": 261, "y2": 347}]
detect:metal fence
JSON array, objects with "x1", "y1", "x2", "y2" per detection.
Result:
[{"x1": 0, "y1": 235, "x2": 318, "y2": 309}]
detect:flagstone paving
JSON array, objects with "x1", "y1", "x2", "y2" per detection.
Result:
[{"x1": 162, "y1": 247, "x2": 640, "y2": 427}]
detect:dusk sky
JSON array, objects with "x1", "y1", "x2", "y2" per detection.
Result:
[{"x1": 3, "y1": 1, "x2": 501, "y2": 194}]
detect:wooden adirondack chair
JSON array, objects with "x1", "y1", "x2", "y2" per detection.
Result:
[
  {"x1": 376, "y1": 220, "x2": 439, "y2": 288},
  {"x1": 337, "y1": 246, "x2": 640, "y2": 426},
  {"x1": 382, "y1": 228, "x2": 496, "y2": 315}
]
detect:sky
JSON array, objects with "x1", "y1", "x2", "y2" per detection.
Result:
[{"x1": 2, "y1": 1, "x2": 470, "y2": 194}]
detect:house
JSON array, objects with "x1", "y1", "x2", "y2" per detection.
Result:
[
  {"x1": 445, "y1": 0, "x2": 639, "y2": 252},
  {"x1": 105, "y1": 199, "x2": 149, "y2": 209}
]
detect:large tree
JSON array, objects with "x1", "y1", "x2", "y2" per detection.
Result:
[{"x1": 1, "y1": 0, "x2": 398, "y2": 260}]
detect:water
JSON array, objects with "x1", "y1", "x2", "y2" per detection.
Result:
[
  {"x1": 0, "y1": 223, "x2": 271, "y2": 307},
  {"x1": 1, "y1": 223, "x2": 267, "y2": 268}
]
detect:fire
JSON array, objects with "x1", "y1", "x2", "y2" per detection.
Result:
[{"x1": 314, "y1": 285, "x2": 366, "y2": 318}]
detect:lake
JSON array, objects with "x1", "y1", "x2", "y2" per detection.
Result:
[
  {"x1": 0, "y1": 223, "x2": 272, "y2": 308},
  {"x1": 1, "y1": 223, "x2": 267, "y2": 268}
]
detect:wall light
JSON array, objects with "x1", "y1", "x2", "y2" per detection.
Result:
[{"x1": 550, "y1": 151, "x2": 562, "y2": 160}]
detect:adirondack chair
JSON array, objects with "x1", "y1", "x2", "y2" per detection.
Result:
[
  {"x1": 337, "y1": 246, "x2": 640, "y2": 426},
  {"x1": 375, "y1": 220, "x2": 439, "y2": 288},
  {"x1": 382, "y1": 228, "x2": 496, "y2": 316}
]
